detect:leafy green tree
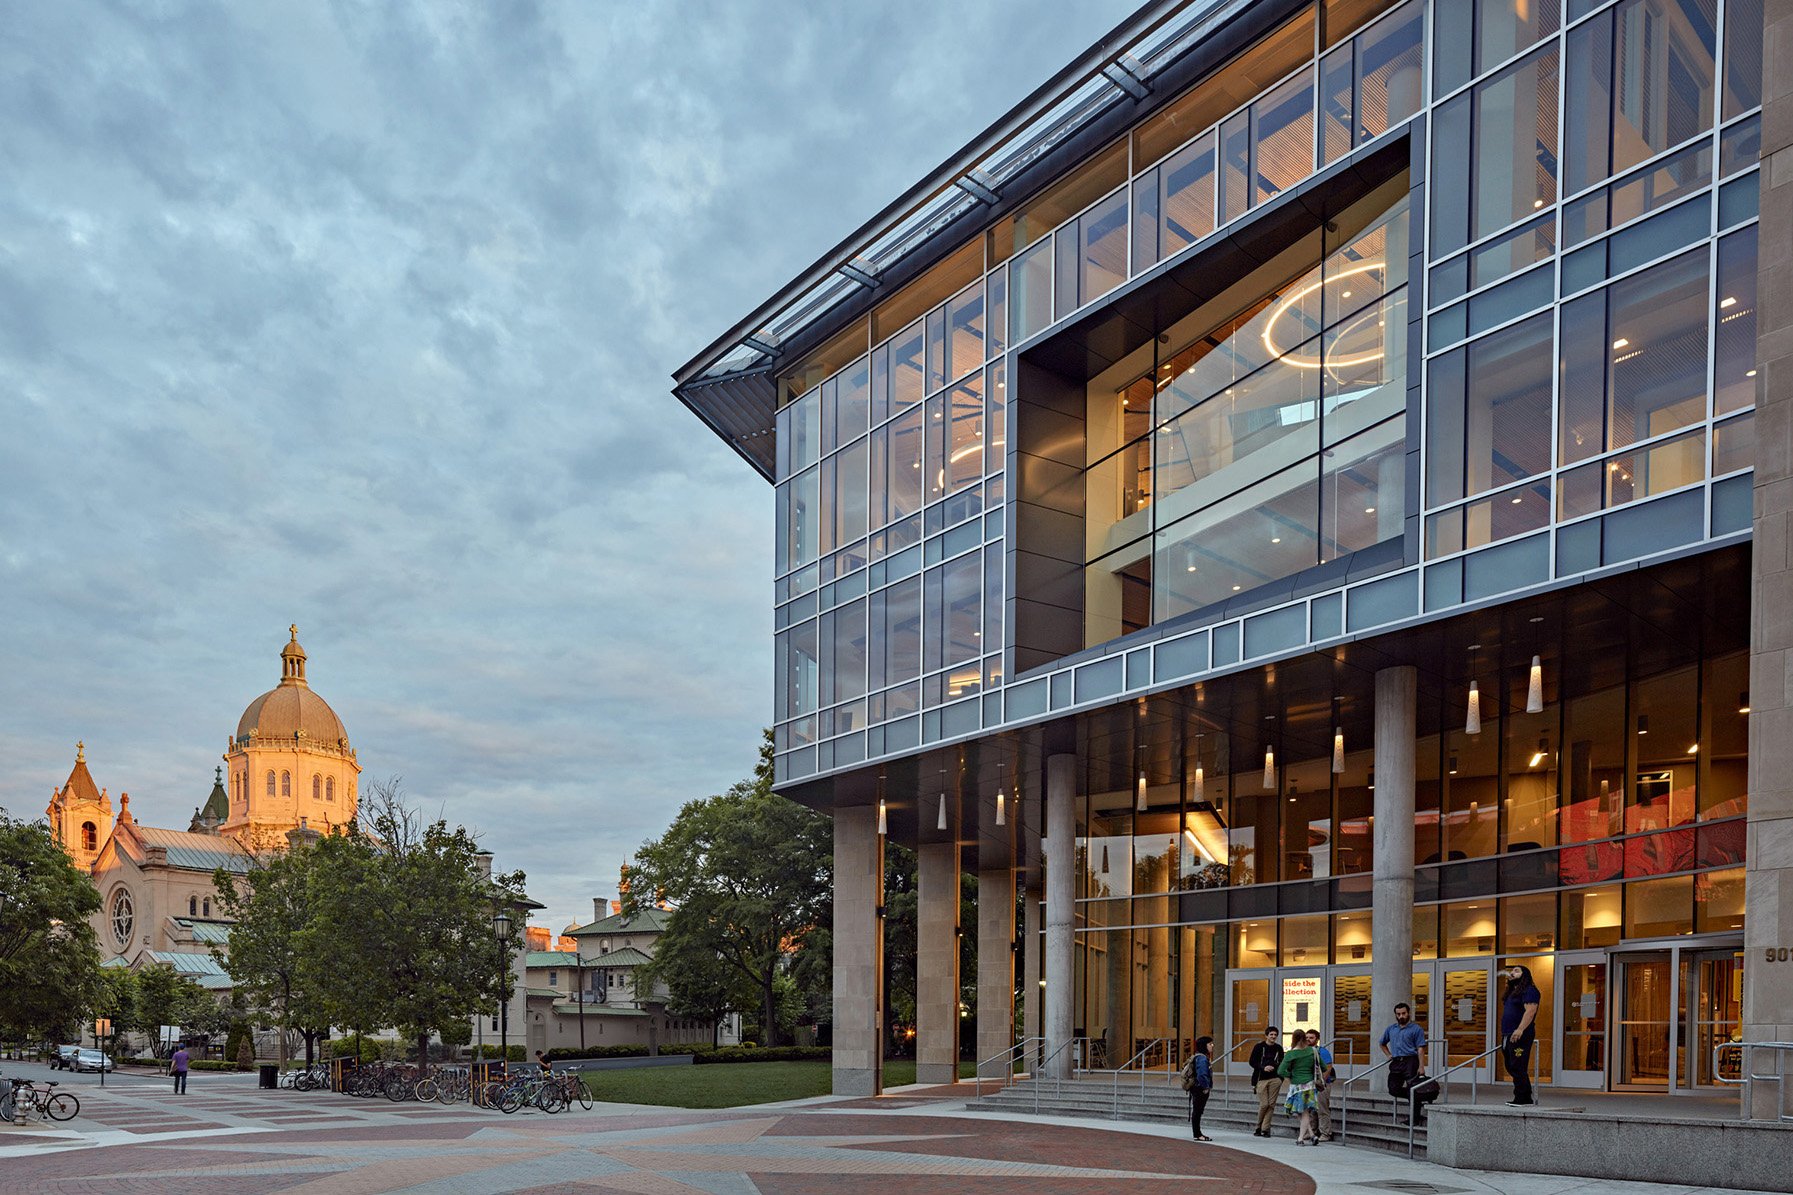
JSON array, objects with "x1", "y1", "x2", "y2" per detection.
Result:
[
  {"x1": 214, "y1": 844, "x2": 332, "y2": 1064},
  {"x1": 0, "y1": 812, "x2": 103, "y2": 1042},
  {"x1": 300, "y1": 782, "x2": 524, "y2": 1066},
  {"x1": 629, "y1": 734, "x2": 831, "y2": 1047},
  {"x1": 132, "y1": 962, "x2": 214, "y2": 1049}
]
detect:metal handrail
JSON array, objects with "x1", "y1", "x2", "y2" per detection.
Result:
[
  {"x1": 1331, "y1": 1037, "x2": 1431, "y2": 1143},
  {"x1": 1219, "y1": 1033, "x2": 1266, "y2": 1109},
  {"x1": 1032, "y1": 1036, "x2": 1089, "y2": 1114},
  {"x1": 1405, "y1": 1041, "x2": 1514, "y2": 1159},
  {"x1": 973, "y1": 1035, "x2": 1043, "y2": 1099},
  {"x1": 1712, "y1": 1040, "x2": 1793, "y2": 1121},
  {"x1": 1110, "y1": 1037, "x2": 1171, "y2": 1118}
]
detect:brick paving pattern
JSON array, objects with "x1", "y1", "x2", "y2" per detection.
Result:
[{"x1": 0, "y1": 1075, "x2": 1316, "y2": 1195}]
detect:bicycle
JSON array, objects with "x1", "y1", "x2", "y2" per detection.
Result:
[{"x1": 3, "y1": 1076, "x2": 79, "y2": 1123}]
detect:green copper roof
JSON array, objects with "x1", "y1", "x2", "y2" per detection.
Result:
[
  {"x1": 173, "y1": 918, "x2": 233, "y2": 945},
  {"x1": 588, "y1": 946, "x2": 653, "y2": 969},
  {"x1": 524, "y1": 951, "x2": 582, "y2": 968},
  {"x1": 199, "y1": 767, "x2": 229, "y2": 823}
]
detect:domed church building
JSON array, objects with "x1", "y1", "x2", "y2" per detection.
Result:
[{"x1": 49, "y1": 627, "x2": 356, "y2": 978}]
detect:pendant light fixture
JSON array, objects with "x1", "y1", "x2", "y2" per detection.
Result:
[
  {"x1": 1525, "y1": 617, "x2": 1545, "y2": 714},
  {"x1": 877, "y1": 797, "x2": 887, "y2": 837},
  {"x1": 1136, "y1": 768, "x2": 1148, "y2": 812},
  {"x1": 995, "y1": 762, "x2": 1007, "y2": 827},
  {"x1": 1191, "y1": 732, "x2": 1206, "y2": 802},
  {"x1": 1466, "y1": 680, "x2": 1482, "y2": 735},
  {"x1": 1367, "y1": 766, "x2": 1375, "y2": 790},
  {"x1": 937, "y1": 792, "x2": 947, "y2": 832},
  {"x1": 1262, "y1": 744, "x2": 1276, "y2": 790},
  {"x1": 1332, "y1": 726, "x2": 1345, "y2": 774}
]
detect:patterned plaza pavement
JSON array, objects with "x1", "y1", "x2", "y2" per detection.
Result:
[{"x1": 0, "y1": 1062, "x2": 1770, "y2": 1195}]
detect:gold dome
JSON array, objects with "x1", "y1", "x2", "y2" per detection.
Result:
[{"x1": 235, "y1": 627, "x2": 351, "y2": 748}]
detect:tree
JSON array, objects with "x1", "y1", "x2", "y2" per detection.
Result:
[
  {"x1": 630, "y1": 734, "x2": 832, "y2": 1047},
  {"x1": 213, "y1": 844, "x2": 332, "y2": 1065},
  {"x1": 132, "y1": 962, "x2": 213, "y2": 1050},
  {"x1": 0, "y1": 811, "x2": 103, "y2": 1042},
  {"x1": 300, "y1": 781, "x2": 525, "y2": 1067}
]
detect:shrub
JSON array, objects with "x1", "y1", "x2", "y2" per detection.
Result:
[
  {"x1": 695, "y1": 1046, "x2": 830, "y2": 1066},
  {"x1": 234, "y1": 1036, "x2": 254, "y2": 1070}
]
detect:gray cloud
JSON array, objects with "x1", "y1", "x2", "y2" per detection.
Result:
[{"x1": 1, "y1": 0, "x2": 1134, "y2": 931}]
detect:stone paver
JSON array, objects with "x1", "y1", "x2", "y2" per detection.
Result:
[{"x1": 0, "y1": 1063, "x2": 1778, "y2": 1194}]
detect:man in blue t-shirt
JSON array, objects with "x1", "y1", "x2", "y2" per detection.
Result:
[
  {"x1": 1378, "y1": 1002, "x2": 1425, "y2": 1100},
  {"x1": 1500, "y1": 964, "x2": 1542, "y2": 1106}
]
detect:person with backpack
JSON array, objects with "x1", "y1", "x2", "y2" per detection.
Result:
[
  {"x1": 1304, "y1": 1029, "x2": 1336, "y2": 1141},
  {"x1": 1180, "y1": 1036, "x2": 1214, "y2": 1141},
  {"x1": 1247, "y1": 1026, "x2": 1285, "y2": 1137},
  {"x1": 1277, "y1": 1031, "x2": 1321, "y2": 1146}
]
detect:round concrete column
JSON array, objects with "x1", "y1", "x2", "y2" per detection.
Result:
[
  {"x1": 1044, "y1": 753, "x2": 1077, "y2": 1078},
  {"x1": 1371, "y1": 666, "x2": 1417, "y2": 1041}
]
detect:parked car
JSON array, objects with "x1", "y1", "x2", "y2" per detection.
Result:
[
  {"x1": 52, "y1": 1045, "x2": 79, "y2": 1070},
  {"x1": 71, "y1": 1049, "x2": 114, "y2": 1073}
]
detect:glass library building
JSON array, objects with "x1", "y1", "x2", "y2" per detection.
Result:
[{"x1": 674, "y1": 0, "x2": 1789, "y2": 1102}]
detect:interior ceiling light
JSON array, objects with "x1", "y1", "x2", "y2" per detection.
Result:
[
  {"x1": 1466, "y1": 679, "x2": 1482, "y2": 735},
  {"x1": 937, "y1": 792, "x2": 948, "y2": 832},
  {"x1": 1527, "y1": 654, "x2": 1544, "y2": 714},
  {"x1": 1137, "y1": 767, "x2": 1148, "y2": 812},
  {"x1": 1259, "y1": 261, "x2": 1388, "y2": 369},
  {"x1": 877, "y1": 797, "x2": 888, "y2": 836},
  {"x1": 1529, "y1": 735, "x2": 1548, "y2": 768},
  {"x1": 1739, "y1": 691, "x2": 1751, "y2": 715},
  {"x1": 995, "y1": 763, "x2": 1007, "y2": 827},
  {"x1": 1262, "y1": 743, "x2": 1276, "y2": 790},
  {"x1": 1332, "y1": 727, "x2": 1345, "y2": 774},
  {"x1": 1638, "y1": 714, "x2": 1650, "y2": 735}
]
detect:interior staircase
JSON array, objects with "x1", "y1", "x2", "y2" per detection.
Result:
[{"x1": 968, "y1": 1074, "x2": 1429, "y2": 1157}]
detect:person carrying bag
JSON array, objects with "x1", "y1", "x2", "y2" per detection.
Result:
[{"x1": 1180, "y1": 1036, "x2": 1214, "y2": 1142}]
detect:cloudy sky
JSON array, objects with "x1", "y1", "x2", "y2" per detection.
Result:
[{"x1": 1, "y1": 0, "x2": 1134, "y2": 934}]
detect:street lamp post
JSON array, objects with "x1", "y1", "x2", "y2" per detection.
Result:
[
  {"x1": 576, "y1": 951, "x2": 586, "y2": 1051},
  {"x1": 493, "y1": 910, "x2": 513, "y2": 1065}
]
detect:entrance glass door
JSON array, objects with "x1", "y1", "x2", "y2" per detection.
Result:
[
  {"x1": 1683, "y1": 948, "x2": 1744, "y2": 1087},
  {"x1": 1226, "y1": 971, "x2": 1274, "y2": 1076},
  {"x1": 1555, "y1": 951, "x2": 1608, "y2": 1089},
  {"x1": 1436, "y1": 962, "x2": 1494, "y2": 1073},
  {"x1": 1614, "y1": 952, "x2": 1674, "y2": 1088},
  {"x1": 1330, "y1": 966, "x2": 1373, "y2": 1071}
]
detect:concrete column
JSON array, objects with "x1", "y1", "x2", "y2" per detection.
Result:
[
  {"x1": 832, "y1": 804, "x2": 883, "y2": 1096},
  {"x1": 915, "y1": 842, "x2": 961, "y2": 1085},
  {"x1": 1746, "y1": 0, "x2": 1793, "y2": 1111},
  {"x1": 1022, "y1": 880, "x2": 1042, "y2": 1060},
  {"x1": 1372, "y1": 666, "x2": 1417, "y2": 1034},
  {"x1": 1044, "y1": 753, "x2": 1077, "y2": 1078},
  {"x1": 977, "y1": 863, "x2": 1016, "y2": 1073}
]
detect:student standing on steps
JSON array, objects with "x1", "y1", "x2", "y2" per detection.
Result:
[
  {"x1": 1305, "y1": 1029, "x2": 1336, "y2": 1141},
  {"x1": 1180, "y1": 1036, "x2": 1214, "y2": 1142},
  {"x1": 1247, "y1": 1027, "x2": 1284, "y2": 1138},
  {"x1": 1278, "y1": 1032, "x2": 1321, "y2": 1146}
]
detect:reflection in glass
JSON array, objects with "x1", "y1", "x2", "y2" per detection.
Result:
[{"x1": 1566, "y1": 0, "x2": 1717, "y2": 195}]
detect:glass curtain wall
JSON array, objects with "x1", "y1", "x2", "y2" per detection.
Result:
[{"x1": 1084, "y1": 186, "x2": 1411, "y2": 643}]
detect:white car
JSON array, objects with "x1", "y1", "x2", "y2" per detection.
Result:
[{"x1": 71, "y1": 1049, "x2": 114, "y2": 1073}]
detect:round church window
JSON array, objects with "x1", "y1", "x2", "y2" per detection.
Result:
[{"x1": 111, "y1": 889, "x2": 134, "y2": 947}]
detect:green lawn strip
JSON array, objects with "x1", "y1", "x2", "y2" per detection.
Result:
[{"x1": 580, "y1": 1059, "x2": 977, "y2": 1109}]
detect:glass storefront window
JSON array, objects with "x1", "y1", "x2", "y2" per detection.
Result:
[
  {"x1": 1334, "y1": 911, "x2": 1373, "y2": 961},
  {"x1": 1426, "y1": 311, "x2": 1553, "y2": 507},
  {"x1": 1444, "y1": 900, "x2": 1499, "y2": 955},
  {"x1": 1234, "y1": 920, "x2": 1278, "y2": 967},
  {"x1": 1282, "y1": 914, "x2": 1329, "y2": 966},
  {"x1": 1433, "y1": 0, "x2": 1561, "y2": 96},
  {"x1": 1504, "y1": 706, "x2": 1560, "y2": 850},
  {"x1": 1626, "y1": 874, "x2": 1695, "y2": 937},
  {"x1": 1412, "y1": 904, "x2": 1441, "y2": 958},
  {"x1": 1502, "y1": 892, "x2": 1557, "y2": 951},
  {"x1": 1715, "y1": 226, "x2": 1760, "y2": 416},
  {"x1": 1722, "y1": 0, "x2": 1764, "y2": 119},
  {"x1": 1561, "y1": 884, "x2": 1624, "y2": 947},
  {"x1": 1695, "y1": 866, "x2": 1745, "y2": 932},
  {"x1": 1135, "y1": 8, "x2": 1316, "y2": 170}
]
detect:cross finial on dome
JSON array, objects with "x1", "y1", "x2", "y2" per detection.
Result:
[
  {"x1": 290, "y1": 624, "x2": 298, "y2": 640},
  {"x1": 76, "y1": 741, "x2": 84, "y2": 763},
  {"x1": 280, "y1": 625, "x2": 308, "y2": 686}
]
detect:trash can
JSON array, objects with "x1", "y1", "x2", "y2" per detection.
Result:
[{"x1": 259, "y1": 1065, "x2": 278, "y2": 1089}]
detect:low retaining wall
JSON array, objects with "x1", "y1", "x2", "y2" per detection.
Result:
[
  {"x1": 553, "y1": 1055, "x2": 695, "y2": 1072},
  {"x1": 1427, "y1": 1106, "x2": 1793, "y2": 1192}
]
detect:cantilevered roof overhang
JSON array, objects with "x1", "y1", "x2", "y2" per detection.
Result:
[{"x1": 670, "y1": 0, "x2": 1305, "y2": 480}]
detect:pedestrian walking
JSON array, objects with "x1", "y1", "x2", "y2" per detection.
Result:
[
  {"x1": 1378, "y1": 1001, "x2": 1425, "y2": 1103},
  {"x1": 1277, "y1": 1032, "x2": 1320, "y2": 1145},
  {"x1": 1305, "y1": 1029, "x2": 1336, "y2": 1141},
  {"x1": 1500, "y1": 963, "x2": 1541, "y2": 1106},
  {"x1": 171, "y1": 1042, "x2": 190, "y2": 1095},
  {"x1": 1180, "y1": 1036, "x2": 1214, "y2": 1141},
  {"x1": 1247, "y1": 1026, "x2": 1284, "y2": 1137}
]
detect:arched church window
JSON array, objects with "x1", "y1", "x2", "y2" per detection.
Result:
[
  {"x1": 281, "y1": 771, "x2": 291, "y2": 797},
  {"x1": 313, "y1": 775, "x2": 321, "y2": 800},
  {"x1": 203, "y1": 898, "x2": 211, "y2": 917},
  {"x1": 82, "y1": 822, "x2": 97, "y2": 852},
  {"x1": 189, "y1": 895, "x2": 197, "y2": 916},
  {"x1": 266, "y1": 770, "x2": 276, "y2": 796},
  {"x1": 326, "y1": 777, "x2": 335, "y2": 802}
]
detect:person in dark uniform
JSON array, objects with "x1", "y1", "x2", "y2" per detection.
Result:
[{"x1": 1500, "y1": 963, "x2": 1541, "y2": 1106}]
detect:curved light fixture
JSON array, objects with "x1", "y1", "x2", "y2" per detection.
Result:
[{"x1": 1259, "y1": 261, "x2": 1389, "y2": 370}]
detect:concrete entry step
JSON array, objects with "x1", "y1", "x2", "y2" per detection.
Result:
[{"x1": 972, "y1": 1076, "x2": 1430, "y2": 1157}]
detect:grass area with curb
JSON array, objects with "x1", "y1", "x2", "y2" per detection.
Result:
[{"x1": 580, "y1": 1059, "x2": 976, "y2": 1108}]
